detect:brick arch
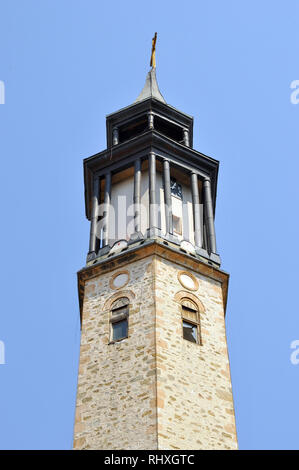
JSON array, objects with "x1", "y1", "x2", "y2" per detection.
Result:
[
  {"x1": 174, "y1": 290, "x2": 205, "y2": 313},
  {"x1": 103, "y1": 289, "x2": 136, "y2": 311}
]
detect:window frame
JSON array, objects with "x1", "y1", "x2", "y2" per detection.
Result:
[
  {"x1": 109, "y1": 297, "x2": 130, "y2": 344},
  {"x1": 170, "y1": 178, "x2": 183, "y2": 200},
  {"x1": 181, "y1": 299, "x2": 202, "y2": 345},
  {"x1": 111, "y1": 317, "x2": 128, "y2": 342}
]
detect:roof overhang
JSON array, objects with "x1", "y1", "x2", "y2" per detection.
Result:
[{"x1": 106, "y1": 98, "x2": 194, "y2": 149}]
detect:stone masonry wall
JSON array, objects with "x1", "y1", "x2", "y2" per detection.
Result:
[
  {"x1": 73, "y1": 256, "x2": 158, "y2": 450},
  {"x1": 74, "y1": 251, "x2": 238, "y2": 450},
  {"x1": 154, "y1": 257, "x2": 238, "y2": 450}
]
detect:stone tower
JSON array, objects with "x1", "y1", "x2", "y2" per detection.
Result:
[{"x1": 73, "y1": 66, "x2": 238, "y2": 450}]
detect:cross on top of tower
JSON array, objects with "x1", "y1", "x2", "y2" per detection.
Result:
[{"x1": 150, "y1": 32, "x2": 157, "y2": 68}]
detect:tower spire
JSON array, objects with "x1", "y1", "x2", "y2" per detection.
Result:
[{"x1": 135, "y1": 33, "x2": 166, "y2": 104}]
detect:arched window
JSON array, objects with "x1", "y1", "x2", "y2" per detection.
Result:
[
  {"x1": 181, "y1": 298, "x2": 201, "y2": 344},
  {"x1": 110, "y1": 297, "x2": 129, "y2": 342}
]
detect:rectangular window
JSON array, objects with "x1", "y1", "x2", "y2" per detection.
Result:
[
  {"x1": 170, "y1": 178, "x2": 183, "y2": 199},
  {"x1": 172, "y1": 192, "x2": 183, "y2": 237},
  {"x1": 173, "y1": 215, "x2": 182, "y2": 235},
  {"x1": 112, "y1": 319, "x2": 128, "y2": 341},
  {"x1": 182, "y1": 320, "x2": 198, "y2": 343}
]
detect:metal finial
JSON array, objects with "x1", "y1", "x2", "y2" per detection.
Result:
[{"x1": 150, "y1": 32, "x2": 157, "y2": 68}]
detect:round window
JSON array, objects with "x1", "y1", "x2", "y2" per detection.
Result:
[
  {"x1": 178, "y1": 271, "x2": 198, "y2": 291},
  {"x1": 111, "y1": 271, "x2": 129, "y2": 289}
]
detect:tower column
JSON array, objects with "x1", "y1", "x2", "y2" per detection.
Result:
[
  {"x1": 183, "y1": 128, "x2": 190, "y2": 147},
  {"x1": 163, "y1": 159, "x2": 173, "y2": 234},
  {"x1": 148, "y1": 111, "x2": 154, "y2": 129},
  {"x1": 203, "y1": 177, "x2": 217, "y2": 253},
  {"x1": 88, "y1": 176, "x2": 100, "y2": 256},
  {"x1": 134, "y1": 158, "x2": 141, "y2": 232},
  {"x1": 149, "y1": 152, "x2": 157, "y2": 232},
  {"x1": 112, "y1": 127, "x2": 119, "y2": 146},
  {"x1": 103, "y1": 171, "x2": 111, "y2": 247},
  {"x1": 191, "y1": 172, "x2": 202, "y2": 248}
]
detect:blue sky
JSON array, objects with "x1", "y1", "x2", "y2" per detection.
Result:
[{"x1": 0, "y1": 0, "x2": 299, "y2": 450}]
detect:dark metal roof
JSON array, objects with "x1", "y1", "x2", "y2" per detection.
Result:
[
  {"x1": 135, "y1": 68, "x2": 166, "y2": 104},
  {"x1": 105, "y1": 98, "x2": 194, "y2": 149}
]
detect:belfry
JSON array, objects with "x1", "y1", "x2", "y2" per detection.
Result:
[{"x1": 73, "y1": 36, "x2": 238, "y2": 450}]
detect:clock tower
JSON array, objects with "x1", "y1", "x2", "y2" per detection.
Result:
[{"x1": 73, "y1": 59, "x2": 238, "y2": 450}]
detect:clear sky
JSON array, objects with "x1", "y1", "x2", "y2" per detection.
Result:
[{"x1": 0, "y1": 0, "x2": 298, "y2": 450}]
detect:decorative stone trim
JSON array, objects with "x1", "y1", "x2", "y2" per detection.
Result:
[
  {"x1": 177, "y1": 270, "x2": 199, "y2": 291},
  {"x1": 174, "y1": 290, "x2": 205, "y2": 313},
  {"x1": 77, "y1": 241, "x2": 229, "y2": 321},
  {"x1": 109, "y1": 270, "x2": 130, "y2": 290},
  {"x1": 111, "y1": 297, "x2": 129, "y2": 309},
  {"x1": 103, "y1": 289, "x2": 135, "y2": 311}
]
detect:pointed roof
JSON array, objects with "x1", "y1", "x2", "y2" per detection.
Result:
[{"x1": 135, "y1": 68, "x2": 166, "y2": 104}]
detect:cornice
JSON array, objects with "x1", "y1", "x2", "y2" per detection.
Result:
[{"x1": 77, "y1": 239, "x2": 229, "y2": 322}]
